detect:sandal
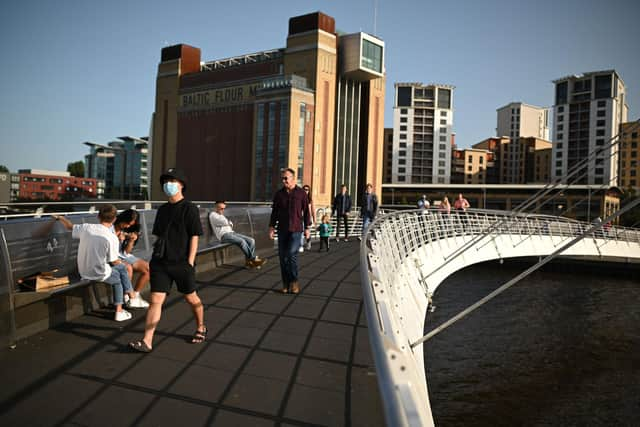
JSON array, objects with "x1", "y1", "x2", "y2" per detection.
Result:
[
  {"x1": 129, "y1": 340, "x2": 152, "y2": 353},
  {"x1": 191, "y1": 326, "x2": 208, "y2": 344}
]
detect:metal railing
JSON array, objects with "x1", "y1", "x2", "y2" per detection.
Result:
[{"x1": 360, "y1": 208, "x2": 640, "y2": 427}]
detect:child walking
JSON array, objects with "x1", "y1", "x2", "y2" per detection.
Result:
[{"x1": 317, "y1": 214, "x2": 333, "y2": 252}]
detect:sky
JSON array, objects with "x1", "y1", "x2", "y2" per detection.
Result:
[{"x1": 1, "y1": 0, "x2": 639, "y2": 173}]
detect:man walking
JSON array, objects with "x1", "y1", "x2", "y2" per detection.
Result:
[
  {"x1": 359, "y1": 183, "x2": 378, "y2": 240},
  {"x1": 129, "y1": 168, "x2": 206, "y2": 352},
  {"x1": 269, "y1": 168, "x2": 311, "y2": 294},
  {"x1": 332, "y1": 184, "x2": 352, "y2": 241},
  {"x1": 209, "y1": 201, "x2": 266, "y2": 268}
]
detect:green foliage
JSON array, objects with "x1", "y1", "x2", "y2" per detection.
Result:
[
  {"x1": 0, "y1": 165, "x2": 9, "y2": 173},
  {"x1": 67, "y1": 161, "x2": 85, "y2": 177}
]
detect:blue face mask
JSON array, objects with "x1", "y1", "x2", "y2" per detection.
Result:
[{"x1": 163, "y1": 182, "x2": 180, "y2": 197}]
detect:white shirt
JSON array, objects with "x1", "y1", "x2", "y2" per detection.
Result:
[
  {"x1": 72, "y1": 223, "x2": 120, "y2": 281},
  {"x1": 209, "y1": 211, "x2": 233, "y2": 240}
]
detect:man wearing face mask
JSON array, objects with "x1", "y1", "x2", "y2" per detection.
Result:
[{"x1": 129, "y1": 168, "x2": 205, "y2": 353}]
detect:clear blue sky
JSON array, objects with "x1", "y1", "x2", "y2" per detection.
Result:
[{"x1": 1, "y1": 0, "x2": 638, "y2": 172}]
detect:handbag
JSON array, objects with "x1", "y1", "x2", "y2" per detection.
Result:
[{"x1": 152, "y1": 206, "x2": 180, "y2": 259}]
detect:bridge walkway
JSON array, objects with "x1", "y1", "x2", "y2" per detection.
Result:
[{"x1": 0, "y1": 241, "x2": 384, "y2": 427}]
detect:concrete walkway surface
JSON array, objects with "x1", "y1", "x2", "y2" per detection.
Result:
[{"x1": 0, "y1": 240, "x2": 385, "y2": 427}]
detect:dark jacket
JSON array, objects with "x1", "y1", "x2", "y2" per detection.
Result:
[
  {"x1": 332, "y1": 192, "x2": 352, "y2": 216},
  {"x1": 270, "y1": 186, "x2": 311, "y2": 233},
  {"x1": 360, "y1": 192, "x2": 379, "y2": 218}
]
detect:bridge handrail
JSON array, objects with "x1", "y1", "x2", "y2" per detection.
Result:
[{"x1": 360, "y1": 208, "x2": 640, "y2": 427}]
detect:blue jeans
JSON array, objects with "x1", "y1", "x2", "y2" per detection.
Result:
[
  {"x1": 362, "y1": 215, "x2": 373, "y2": 235},
  {"x1": 105, "y1": 263, "x2": 134, "y2": 305},
  {"x1": 277, "y1": 231, "x2": 302, "y2": 288},
  {"x1": 221, "y1": 232, "x2": 256, "y2": 260}
]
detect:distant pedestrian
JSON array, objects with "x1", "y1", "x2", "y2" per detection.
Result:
[
  {"x1": 129, "y1": 168, "x2": 206, "y2": 353},
  {"x1": 269, "y1": 168, "x2": 311, "y2": 294},
  {"x1": 439, "y1": 196, "x2": 451, "y2": 214},
  {"x1": 417, "y1": 195, "x2": 430, "y2": 210},
  {"x1": 453, "y1": 193, "x2": 470, "y2": 211},
  {"x1": 359, "y1": 183, "x2": 378, "y2": 240},
  {"x1": 332, "y1": 184, "x2": 352, "y2": 241},
  {"x1": 317, "y1": 214, "x2": 333, "y2": 252}
]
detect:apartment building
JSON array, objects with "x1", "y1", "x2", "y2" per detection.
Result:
[{"x1": 391, "y1": 83, "x2": 454, "y2": 184}]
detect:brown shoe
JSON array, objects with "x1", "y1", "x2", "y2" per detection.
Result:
[
  {"x1": 290, "y1": 281, "x2": 300, "y2": 294},
  {"x1": 278, "y1": 287, "x2": 289, "y2": 294},
  {"x1": 251, "y1": 257, "x2": 267, "y2": 269}
]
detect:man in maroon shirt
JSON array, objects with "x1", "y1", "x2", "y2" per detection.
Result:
[{"x1": 269, "y1": 168, "x2": 311, "y2": 294}]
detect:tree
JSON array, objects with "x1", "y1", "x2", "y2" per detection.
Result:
[
  {"x1": 0, "y1": 165, "x2": 9, "y2": 173},
  {"x1": 67, "y1": 161, "x2": 85, "y2": 177}
]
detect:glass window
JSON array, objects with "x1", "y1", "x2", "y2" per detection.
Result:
[
  {"x1": 399, "y1": 133, "x2": 407, "y2": 140},
  {"x1": 361, "y1": 39, "x2": 383, "y2": 73},
  {"x1": 440, "y1": 119, "x2": 447, "y2": 125},
  {"x1": 399, "y1": 159, "x2": 406, "y2": 165},
  {"x1": 439, "y1": 135, "x2": 447, "y2": 142},
  {"x1": 596, "y1": 129, "x2": 605, "y2": 136},
  {"x1": 400, "y1": 125, "x2": 407, "y2": 131},
  {"x1": 558, "y1": 115, "x2": 564, "y2": 122},
  {"x1": 440, "y1": 111, "x2": 447, "y2": 116},
  {"x1": 439, "y1": 144, "x2": 446, "y2": 150},
  {"x1": 439, "y1": 127, "x2": 447, "y2": 133},
  {"x1": 397, "y1": 87, "x2": 412, "y2": 107},
  {"x1": 597, "y1": 110, "x2": 606, "y2": 117},
  {"x1": 597, "y1": 100, "x2": 606, "y2": 107},
  {"x1": 437, "y1": 88, "x2": 451, "y2": 109},
  {"x1": 400, "y1": 108, "x2": 408, "y2": 114},
  {"x1": 558, "y1": 106, "x2": 564, "y2": 113},
  {"x1": 400, "y1": 117, "x2": 407, "y2": 123},
  {"x1": 596, "y1": 120, "x2": 605, "y2": 127},
  {"x1": 399, "y1": 150, "x2": 406, "y2": 156},
  {"x1": 555, "y1": 81, "x2": 568, "y2": 105}
]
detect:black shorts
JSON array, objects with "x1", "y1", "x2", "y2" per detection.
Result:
[{"x1": 150, "y1": 259, "x2": 197, "y2": 294}]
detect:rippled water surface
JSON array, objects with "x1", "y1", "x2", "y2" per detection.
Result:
[{"x1": 424, "y1": 259, "x2": 640, "y2": 427}]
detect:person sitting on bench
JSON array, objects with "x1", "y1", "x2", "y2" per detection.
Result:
[
  {"x1": 54, "y1": 205, "x2": 139, "y2": 321},
  {"x1": 209, "y1": 201, "x2": 266, "y2": 269}
]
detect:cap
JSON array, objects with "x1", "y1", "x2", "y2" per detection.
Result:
[{"x1": 160, "y1": 167, "x2": 187, "y2": 190}]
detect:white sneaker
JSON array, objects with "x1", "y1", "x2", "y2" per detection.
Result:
[
  {"x1": 127, "y1": 295, "x2": 150, "y2": 309},
  {"x1": 298, "y1": 246, "x2": 304, "y2": 253},
  {"x1": 115, "y1": 310, "x2": 132, "y2": 322},
  {"x1": 124, "y1": 294, "x2": 130, "y2": 304}
]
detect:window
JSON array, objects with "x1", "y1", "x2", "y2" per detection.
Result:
[
  {"x1": 479, "y1": 157, "x2": 483, "y2": 164},
  {"x1": 398, "y1": 176, "x2": 405, "y2": 182},
  {"x1": 557, "y1": 143, "x2": 563, "y2": 149},
  {"x1": 467, "y1": 165, "x2": 473, "y2": 171},
  {"x1": 558, "y1": 106, "x2": 564, "y2": 113},
  {"x1": 439, "y1": 135, "x2": 447, "y2": 142},
  {"x1": 596, "y1": 139, "x2": 605, "y2": 146},
  {"x1": 468, "y1": 155, "x2": 472, "y2": 162},
  {"x1": 399, "y1": 142, "x2": 407, "y2": 148},
  {"x1": 597, "y1": 100, "x2": 606, "y2": 107},
  {"x1": 597, "y1": 110, "x2": 606, "y2": 117},
  {"x1": 556, "y1": 169, "x2": 563, "y2": 176},
  {"x1": 399, "y1": 167, "x2": 406, "y2": 173},
  {"x1": 438, "y1": 160, "x2": 446, "y2": 166},
  {"x1": 556, "y1": 152, "x2": 563, "y2": 158},
  {"x1": 596, "y1": 129, "x2": 605, "y2": 136},
  {"x1": 557, "y1": 124, "x2": 563, "y2": 131},
  {"x1": 400, "y1": 108, "x2": 407, "y2": 114},
  {"x1": 437, "y1": 88, "x2": 451, "y2": 109},
  {"x1": 361, "y1": 39, "x2": 383, "y2": 72},
  {"x1": 595, "y1": 168, "x2": 604, "y2": 175},
  {"x1": 558, "y1": 115, "x2": 564, "y2": 122},
  {"x1": 399, "y1": 133, "x2": 407, "y2": 140},
  {"x1": 440, "y1": 111, "x2": 447, "y2": 116},
  {"x1": 400, "y1": 117, "x2": 407, "y2": 123},
  {"x1": 632, "y1": 132, "x2": 638, "y2": 139},
  {"x1": 439, "y1": 152, "x2": 446, "y2": 158},
  {"x1": 400, "y1": 125, "x2": 407, "y2": 131},
  {"x1": 439, "y1": 127, "x2": 447, "y2": 133},
  {"x1": 596, "y1": 120, "x2": 605, "y2": 127},
  {"x1": 557, "y1": 133, "x2": 563, "y2": 140},
  {"x1": 439, "y1": 144, "x2": 446, "y2": 150},
  {"x1": 556, "y1": 160, "x2": 562, "y2": 167},
  {"x1": 440, "y1": 119, "x2": 447, "y2": 125}
]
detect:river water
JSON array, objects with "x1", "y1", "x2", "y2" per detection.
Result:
[{"x1": 424, "y1": 258, "x2": 640, "y2": 426}]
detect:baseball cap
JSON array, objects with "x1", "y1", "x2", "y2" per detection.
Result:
[{"x1": 160, "y1": 167, "x2": 187, "y2": 190}]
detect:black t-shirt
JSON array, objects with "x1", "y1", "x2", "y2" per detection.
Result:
[{"x1": 152, "y1": 199, "x2": 203, "y2": 262}]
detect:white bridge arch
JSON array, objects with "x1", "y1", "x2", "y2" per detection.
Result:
[{"x1": 360, "y1": 209, "x2": 640, "y2": 426}]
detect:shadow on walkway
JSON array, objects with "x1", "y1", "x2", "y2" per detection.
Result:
[{"x1": 0, "y1": 241, "x2": 384, "y2": 427}]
